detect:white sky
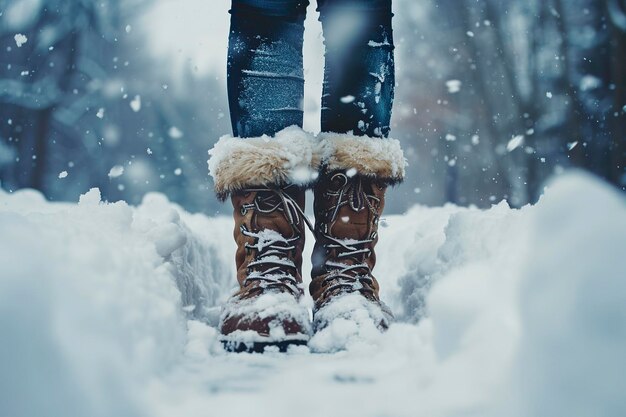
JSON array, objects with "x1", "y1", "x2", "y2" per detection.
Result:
[{"x1": 141, "y1": 0, "x2": 325, "y2": 132}]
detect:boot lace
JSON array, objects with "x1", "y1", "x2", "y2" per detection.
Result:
[
  {"x1": 318, "y1": 172, "x2": 380, "y2": 297},
  {"x1": 240, "y1": 185, "x2": 314, "y2": 295}
]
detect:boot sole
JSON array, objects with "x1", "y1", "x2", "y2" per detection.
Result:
[{"x1": 221, "y1": 339, "x2": 308, "y2": 353}]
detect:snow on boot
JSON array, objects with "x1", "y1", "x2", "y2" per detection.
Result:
[
  {"x1": 310, "y1": 133, "x2": 406, "y2": 350},
  {"x1": 208, "y1": 127, "x2": 319, "y2": 352}
]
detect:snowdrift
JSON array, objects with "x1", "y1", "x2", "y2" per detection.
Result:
[{"x1": 0, "y1": 172, "x2": 624, "y2": 417}]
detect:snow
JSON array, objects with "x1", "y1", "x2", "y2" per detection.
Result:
[
  {"x1": 580, "y1": 74, "x2": 602, "y2": 91},
  {"x1": 0, "y1": 172, "x2": 625, "y2": 417},
  {"x1": 446, "y1": 80, "x2": 462, "y2": 93},
  {"x1": 507, "y1": 134, "x2": 525, "y2": 152},
  {"x1": 58, "y1": 170, "x2": 68, "y2": 179},
  {"x1": 108, "y1": 165, "x2": 125, "y2": 178},
  {"x1": 14, "y1": 33, "x2": 28, "y2": 47},
  {"x1": 241, "y1": 70, "x2": 304, "y2": 81},
  {"x1": 368, "y1": 40, "x2": 391, "y2": 47},
  {"x1": 310, "y1": 293, "x2": 392, "y2": 352},
  {"x1": 220, "y1": 292, "x2": 311, "y2": 345},
  {"x1": 168, "y1": 126, "x2": 183, "y2": 139},
  {"x1": 130, "y1": 95, "x2": 142, "y2": 112}
]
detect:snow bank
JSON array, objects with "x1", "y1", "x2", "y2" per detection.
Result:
[
  {"x1": 0, "y1": 188, "x2": 233, "y2": 417},
  {"x1": 375, "y1": 171, "x2": 626, "y2": 417},
  {"x1": 0, "y1": 171, "x2": 624, "y2": 417}
]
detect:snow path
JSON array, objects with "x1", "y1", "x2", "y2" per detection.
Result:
[{"x1": 1, "y1": 172, "x2": 625, "y2": 417}]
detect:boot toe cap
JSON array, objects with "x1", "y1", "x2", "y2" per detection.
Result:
[
  {"x1": 219, "y1": 292, "x2": 311, "y2": 350},
  {"x1": 314, "y1": 292, "x2": 393, "y2": 329}
]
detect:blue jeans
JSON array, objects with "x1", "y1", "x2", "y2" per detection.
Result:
[{"x1": 228, "y1": 0, "x2": 394, "y2": 138}]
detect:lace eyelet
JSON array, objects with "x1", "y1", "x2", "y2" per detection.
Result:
[{"x1": 240, "y1": 206, "x2": 248, "y2": 215}]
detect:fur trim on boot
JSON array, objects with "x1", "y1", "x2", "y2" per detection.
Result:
[
  {"x1": 208, "y1": 126, "x2": 320, "y2": 200},
  {"x1": 317, "y1": 133, "x2": 407, "y2": 183}
]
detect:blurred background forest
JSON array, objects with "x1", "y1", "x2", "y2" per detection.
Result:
[{"x1": 1, "y1": 0, "x2": 625, "y2": 214}]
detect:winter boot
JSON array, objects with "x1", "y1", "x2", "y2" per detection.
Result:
[
  {"x1": 310, "y1": 133, "x2": 405, "y2": 342},
  {"x1": 208, "y1": 127, "x2": 319, "y2": 352}
]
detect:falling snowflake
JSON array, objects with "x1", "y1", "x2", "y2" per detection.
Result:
[
  {"x1": 580, "y1": 75, "x2": 601, "y2": 92},
  {"x1": 446, "y1": 80, "x2": 462, "y2": 94},
  {"x1": 130, "y1": 95, "x2": 141, "y2": 112},
  {"x1": 108, "y1": 165, "x2": 125, "y2": 178},
  {"x1": 58, "y1": 171, "x2": 68, "y2": 179},
  {"x1": 14, "y1": 34, "x2": 27, "y2": 47},
  {"x1": 168, "y1": 127, "x2": 183, "y2": 139},
  {"x1": 507, "y1": 135, "x2": 525, "y2": 152}
]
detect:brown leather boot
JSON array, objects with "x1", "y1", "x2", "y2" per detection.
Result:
[
  {"x1": 208, "y1": 128, "x2": 319, "y2": 352},
  {"x1": 310, "y1": 133, "x2": 405, "y2": 340}
]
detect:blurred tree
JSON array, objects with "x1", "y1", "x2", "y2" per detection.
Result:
[
  {"x1": 1, "y1": 0, "x2": 135, "y2": 192},
  {"x1": 0, "y1": 0, "x2": 227, "y2": 213},
  {"x1": 392, "y1": 0, "x2": 625, "y2": 209}
]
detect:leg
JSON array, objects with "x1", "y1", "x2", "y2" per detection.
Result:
[
  {"x1": 227, "y1": 0, "x2": 309, "y2": 137},
  {"x1": 309, "y1": 0, "x2": 405, "y2": 350},
  {"x1": 212, "y1": 0, "x2": 318, "y2": 353},
  {"x1": 317, "y1": 0, "x2": 395, "y2": 137}
]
